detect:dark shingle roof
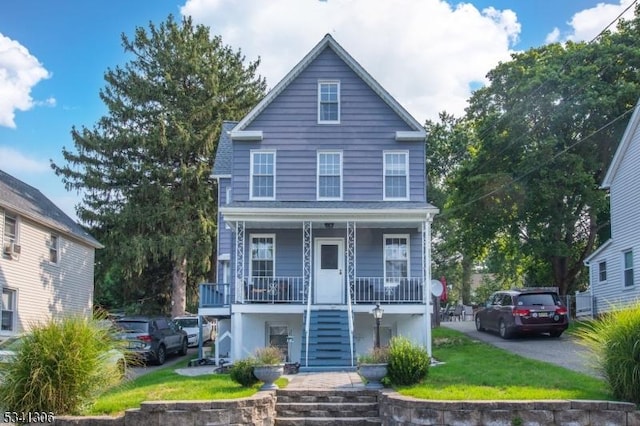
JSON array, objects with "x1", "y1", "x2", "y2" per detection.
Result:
[
  {"x1": 0, "y1": 169, "x2": 102, "y2": 248},
  {"x1": 212, "y1": 121, "x2": 237, "y2": 177}
]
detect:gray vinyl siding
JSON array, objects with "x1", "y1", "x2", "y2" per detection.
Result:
[
  {"x1": 590, "y1": 123, "x2": 640, "y2": 312},
  {"x1": 232, "y1": 47, "x2": 425, "y2": 203}
]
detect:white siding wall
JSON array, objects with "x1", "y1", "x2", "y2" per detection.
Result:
[
  {"x1": 0, "y1": 211, "x2": 94, "y2": 336},
  {"x1": 591, "y1": 128, "x2": 640, "y2": 313}
]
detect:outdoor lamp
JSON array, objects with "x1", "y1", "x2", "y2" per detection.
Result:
[{"x1": 372, "y1": 303, "x2": 383, "y2": 348}]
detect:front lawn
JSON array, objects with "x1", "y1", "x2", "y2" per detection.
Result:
[{"x1": 398, "y1": 327, "x2": 611, "y2": 401}]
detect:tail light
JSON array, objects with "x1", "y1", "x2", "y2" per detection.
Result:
[
  {"x1": 137, "y1": 335, "x2": 153, "y2": 342},
  {"x1": 555, "y1": 307, "x2": 568, "y2": 316},
  {"x1": 512, "y1": 308, "x2": 530, "y2": 316}
]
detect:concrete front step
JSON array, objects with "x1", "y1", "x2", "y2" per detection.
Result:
[
  {"x1": 277, "y1": 402, "x2": 379, "y2": 417},
  {"x1": 275, "y1": 416, "x2": 382, "y2": 425}
]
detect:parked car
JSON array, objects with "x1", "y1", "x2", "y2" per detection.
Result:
[
  {"x1": 173, "y1": 315, "x2": 215, "y2": 347},
  {"x1": 115, "y1": 316, "x2": 188, "y2": 365},
  {"x1": 475, "y1": 288, "x2": 569, "y2": 339},
  {"x1": 0, "y1": 334, "x2": 126, "y2": 378}
]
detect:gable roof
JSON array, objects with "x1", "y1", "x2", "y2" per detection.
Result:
[
  {"x1": 0, "y1": 169, "x2": 102, "y2": 249},
  {"x1": 601, "y1": 97, "x2": 640, "y2": 189},
  {"x1": 232, "y1": 34, "x2": 425, "y2": 136},
  {"x1": 211, "y1": 121, "x2": 238, "y2": 178}
]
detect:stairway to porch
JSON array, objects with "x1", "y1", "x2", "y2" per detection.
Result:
[{"x1": 300, "y1": 309, "x2": 355, "y2": 370}]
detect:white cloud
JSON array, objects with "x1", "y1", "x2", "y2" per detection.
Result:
[
  {"x1": 0, "y1": 146, "x2": 50, "y2": 174},
  {"x1": 0, "y1": 33, "x2": 51, "y2": 128},
  {"x1": 549, "y1": 0, "x2": 636, "y2": 43},
  {"x1": 181, "y1": 0, "x2": 521, "y2": 122}
]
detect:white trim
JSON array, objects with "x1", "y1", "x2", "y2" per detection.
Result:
[
  {"x1": 383, "y1": 151, "x2": 410, "y2": 201},
  {"x1": 230, "y1": 130, "x2": 263, "y2": 141},
  {"x1": 316, "y1": 150, "x2": 343, "y2": 200},
  {"x1": 317, "y1": 80, "x2": 340, "y2": 124},
  {"x1": 383, "y1": 234, "x2": 410, "y2": 284},
  {"x1": 602, "y1": 98, "x2": 640, "y2": 188},
  {"x1": 584, "y1": 239, "x2": 612, "y2": 264},
  {"x1": 48, "y1": 233, "x2": 60, "y2": 265},
  {"x1": 218, "y1": 253, "x2": 230, "y2": 261},
  {"x1": 249, "y1": 150, "x2": 276, "y2": 200},
  {"x1": 598, "y1": 260, "x2": 607, "y2": 283},
  {"x1": 622, "y1": 249, "x2": 634, "y2": 288},
  {"x1": 219, "y1": 207, "x2": 439, "y2": 223},
  {"x1": 249, "y1": 233, "x2": 276, "y2": 281},
  {"x1": 0, "y1": 287, "x2": 17, "y2": 334},
  {"x1": 396, "y1": 131, "x2": 426, "y2": 141},
  {"x1": 314, "y1": 237, "x2": 345, "y2": 304}
]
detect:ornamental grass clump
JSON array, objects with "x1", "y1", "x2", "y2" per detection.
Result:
[
  {"x1": 254, "y1": 346, "x2": 284, "y2": 365},
  {"x1": 575, "y1": 304, "x2": 640, "y2": 404},
  {"x1": 387, "y1": 336, "x2": 430, "y2": 386},
  {"x1": 0, "y1": 315, "x2": 124, "y2": 415},
  {"x1": 357, "y1": 347, "x2": 390, "y2": 364}
]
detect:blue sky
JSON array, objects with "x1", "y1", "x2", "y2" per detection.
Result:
[{"x1": 0, "y1": 0, "x2": 635, "y2": 221}]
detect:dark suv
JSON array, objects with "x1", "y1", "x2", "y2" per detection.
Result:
[
  {"x1": 475, "y1": 288, "x2": 569, "y2": 339},
  {"x1": 115, "y1": 316, "x2": 188, "y2": 365}
]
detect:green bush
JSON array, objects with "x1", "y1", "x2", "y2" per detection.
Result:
[
  {"x1": 387, "y1": 336, "x2": 430, "y2": 386},
  {"x1": 0, "y1": 316, "x2": 124, "y2": 415},
  {"x1": 576, "y1": 304, "x2": 640, "y2": 403},
  {"x1": 229, "y1": 358, "x2": 259, "y2": 387}
]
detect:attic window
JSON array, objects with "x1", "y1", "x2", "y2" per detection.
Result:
[{"x1": 318, "y1": 81, "x2": 340, "y2": 123}]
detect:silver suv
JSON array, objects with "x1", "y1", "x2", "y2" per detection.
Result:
[{"x1": 116, "y1": 316, "x2": 188, "y2": 365}]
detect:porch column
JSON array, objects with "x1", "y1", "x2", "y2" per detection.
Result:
[
  {"x1": 303, "y1": 221, "x2": 312, "y2": 302},
  {"x1": 346, "y1": 221, "x2": 356, "y2": 302},
  {"x1": 422, "y1": 215, "x2": 435, "y2": 357},
  {"x1": 231, "y1": 312, "x2": 242, "y2": 362},
  {"x1": 235, "y1": 221, "x2": 245, "y2": 303}
]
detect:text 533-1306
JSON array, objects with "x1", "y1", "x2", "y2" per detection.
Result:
[{"x1": 3, "y1": 412, "x2": 54, "y2": 424}]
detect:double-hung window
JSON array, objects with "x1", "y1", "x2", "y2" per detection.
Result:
[
  {"x1": 49, "y1": 234, "x2": 59, "y2": 264},
  {"x1": 318, "y1": 81, "x2": 340, "y2": 123},
  {"x1": 384, "y1": 151, "x2": 409, "y2": 200},
  {"x1": 317, "y1": 151, "x2": 342, "y2": 200},
  {"x1": 251, "y1": 235, "x2": 275, "y2": 282},
  {"x1": 384, "y1": 235, "x2": 409, "y2": 284},
  {"x1": 250, "y1": 151, "x2": 275, "y2": 200},
  {"x1": 3, "y1": 212, "x2": 18, "y2": 258},
  {"x1": 598, "y1": 261, "x2": 607, "y2": 282},
  {"x1": 624, "y1": 250, "x2": 634, "y2": 287},
  {"x1": 1, "y1": 288, "x2": 16, "y2": 332}
]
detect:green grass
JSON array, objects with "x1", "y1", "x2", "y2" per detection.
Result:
[
  {"x1": 88, "y1": 357, "x2": 288, "y2": 415},
  {"x1": 398, "y1": 327, "x2": 612, "y2": 401}
]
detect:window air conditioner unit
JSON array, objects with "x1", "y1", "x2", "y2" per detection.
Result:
[
  {"x1": 4, "y1": 242, "x2": 20, "y2": 258},
  {"x1": 11, "y1": 243, "x2": 21, "y2": 255}
]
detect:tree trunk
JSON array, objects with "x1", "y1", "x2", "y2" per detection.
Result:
[
  {"x1": 171, "y1": 256, "x2": 187, "y2": 317},
  {"x1": 461, "y1": 255, "x2": 473, "y2": 305}
]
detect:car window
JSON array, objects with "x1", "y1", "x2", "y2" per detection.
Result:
[
  {"x1": 175, "y1": 318, "x2": 198, "y2": 328},
  {"x1": 155, "y1": 319, "x2": 168, "y2": 330},
  {"x1": 516, "y1": 293, "x2": 558, "y2": 306},
  {"x1": 116, "y1": 321, "x2": 149, "y2": 333},
  {"x1": 501, "y1": 294, "x2": 513, "y2": 306}
]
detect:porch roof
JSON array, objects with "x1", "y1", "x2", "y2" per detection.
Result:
[{"x1": 220, "y1": 200, "x2": 439, "y2": 228}]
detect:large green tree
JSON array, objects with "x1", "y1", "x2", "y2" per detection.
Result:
[
  {"x1": 53, "y1": 15, "x2": 266, "y2": 316},
  {"x1": 447, "y1": 7, "x2": 640, "y2": 295}
]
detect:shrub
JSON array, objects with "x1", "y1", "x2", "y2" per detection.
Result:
[
  {"x1": 0, "y1": 316, "x2": 124, "y2": 415},
  {"x1": 576, "y1": 304, "x2": 640, "y2": 403},
  {"x1": 357, "y1": 347, "x2": 390, "y2": 364},
  {"x1": 386, "y1": 336, "x2": 430, "y2": 386},
  {"x1": 254, "y1": 346, "x2": 284, "y2": 365},
  {"x1": 229, "y1": 358, "x2": 259, "y2": 387}
]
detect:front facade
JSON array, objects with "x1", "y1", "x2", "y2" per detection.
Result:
[
  {"x1": 584, "y1": 98, "x2": 640, "y2": 315},
  {"x1": 0, "y1": 170, "x2": 102, "y2": 339},
  {"x1": 200, "y1": 35, "x2": 438, "y2": 368}
]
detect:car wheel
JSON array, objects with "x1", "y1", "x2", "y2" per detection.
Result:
[
  {"x1": 155, "y1": 345, "x2": 167, "y2": 365},
  {"x1": 549, "y1": 330, "x2": 563, "y2": 338},
  {"x1": 498, "y1": 319, "x2": 512, "y2": 339},
  {"x1": 475, "y1": 315, "x2": 484, "y2": 331},
  {"x1": 178, "y1": 338, "x2": 188, "y2": 356}
]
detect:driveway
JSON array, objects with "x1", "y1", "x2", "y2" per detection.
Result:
[
  {"x1": 440, "y1": 320, "x2": 600, "y2": 378},
  {"x1": 127, "y1": 347, "x2": 198, "y2": 380}
]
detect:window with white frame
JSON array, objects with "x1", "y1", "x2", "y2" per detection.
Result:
[
  {"x1": 317, "y1": 151, "x2": 342, "y2": 199},
  {"x1": 318, "y1": 81, "x2": 340, "y2": 123},
  {"x1": 267, "y1": 324, "x2": 289, "y2": 361},
  {"x1": 624, "y1": 250, "x2": 634, "y2": 287},
  {"x1": 251, "y1": 235, "x2": 275, "y2": 280},
  {"x1": 48, "y1": 234, "x2": 59, "y2": 264},
  {"x1": 1, "y1": 288, "x2": 16, "y2": 332},
  {"x1": 598, "y1": 261, "x2": 607, "y2": 282},
  {"x1": 384, "y1": 151, "x2": 409, "y2": 199},
  {"x1": 250, "y1": 151, "x2": 275, "y2": 199},
  {"x1": 3, "y1": 212, "x2": 18, "y2": 257},
  {"x1": 384, "y1": 235, "x2": 409, "y2": 283}
]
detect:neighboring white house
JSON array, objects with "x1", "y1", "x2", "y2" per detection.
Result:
[
  {"x1": 584, "y1": 98, "x2": 640, "y2": 315},
  {"x1": 0, "y1": 170, "x2": 103, "y2": 338}
]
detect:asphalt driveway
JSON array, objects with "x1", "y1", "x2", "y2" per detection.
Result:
[{"x1": 440, "y1": 320, "x2": 600, "y2": 378}]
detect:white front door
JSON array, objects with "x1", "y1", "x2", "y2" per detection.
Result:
[{"x1": 314, "y1": 238, "x2": 344, "y2": 304}]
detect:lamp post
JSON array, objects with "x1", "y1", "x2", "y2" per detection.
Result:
[{"x1": 372, "y1": 303, "x2": 384, "y2": 349}]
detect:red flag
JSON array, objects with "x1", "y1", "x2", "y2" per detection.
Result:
[{"x1": 440, "y1": 276, "x2": 448, "y2": 302}]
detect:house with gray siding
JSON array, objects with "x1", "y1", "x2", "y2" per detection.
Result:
[
  {"x1": 0, "y1": 170, "x2": 103, "y2": 339},
  {"x1": 200, "y1": 34, "x2": 438, "y2": 368},
  {"x1": 584, "y1": 97, "x2": 640, "y2": 315}
]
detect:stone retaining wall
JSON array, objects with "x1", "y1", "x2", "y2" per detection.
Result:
[
  {"x1": 378, "y1": 391, "x2": 640, "y2": 426},
  {"x1": 50, "y1": 391, "x2": 276, "y2": 426}
]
